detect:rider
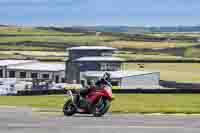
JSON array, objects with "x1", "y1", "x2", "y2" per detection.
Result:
[
  {"x1": 75, "y1": 72, "x2": 111, "y2": 105},
  {"x1": 79, "y1": 80, "x2": 96, "y2": 97},
  {"x1": 80, "y1": 72, "x2": 111, "y2": 97},
  {"x1": 95, "y1": 72, "x2": 112, "y2": 88}
]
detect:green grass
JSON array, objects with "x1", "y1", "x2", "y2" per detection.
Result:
[
  {"x1": 116, "y1": 52, "x2": 200, "y2": 62},
  {"x1": 0, "y1": 53, "x2": 65, "y2": 61},
  {"x1": 0, "y1": 27, "x2": 84, "y2": 36},
  {"x1": 1, "y1": 26, "x2": 200, "y2": 62},
  {"x1": 125, "y1": 63, "x2": 200, "y2": 83},
  {"x1": 112, "y1": 86, "x2": 121, "y2": 90},
  {"x1": 0, "y1": 95, "x2": 64, "y2": 109},
  {"x1": 0, "y1": 36, "x2": 116, "y2": 44},
  {"x1": 0, "y1": 27, "x2": 117, "y2": 46},
  {"x1": 184, "y1": 48, "x2": 200, "y2": 58},
  {"x1": 111, "y1": 94, "x2": 200, "y2": 114},
  {"x1": 1, "y1": 94, "x2": 200, "y2": 114},
  {"x1": 0, "y1": 45, "x2": 60, "y2": 51},
  {"x1": 116, "y1": 53, "x2": 191, "y2": 61},
  {"x1": 1, "y1": 26, "x2": 198, "y2": 50},
  {"x1": 0, "y1": 51, "x2": 66, "y2": 56},
  {"x1": 108, "y1": 41, "x2": 199, "y2": 49},
  {"x1": 145, "y1": 33, "x2": 200, "y2": 38},
  {"x1": 0, "y1": 47, "x2": 65, "y2": 60}
]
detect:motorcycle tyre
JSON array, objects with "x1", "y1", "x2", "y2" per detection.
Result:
[
  {"x1": 91, "y1": 99, "x2": 111, "y2": 117},
  {"x1": 63, "y1": 99, "x2": 76, "y2": 116}
]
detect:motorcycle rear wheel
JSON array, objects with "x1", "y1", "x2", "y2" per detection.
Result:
[{"x1": 63, "y1": 99, "x2": 76, "y2": 116}]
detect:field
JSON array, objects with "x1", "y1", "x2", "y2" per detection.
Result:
[
  {"x1": 1, "y1": 26, "x2": 200, "y2": 50},
  {"x1": 0, "y1": 27, "x2": 84, "y2": 35},
  {"x1": 125, "y1": 63, "x2": 200, "y2": 83},
  {"x1": 108, "y1": 41, "x2": 199, "y2": 49},
  {"x1": 116, "y1": 52, "x2": 200, "y2": 61},
  {"x1": 0, "y1": 36, "x2": 116, "y2": 44},
  {"x1": 1, "y1": 27, "x2": 200, "y2": 61},
  {"x1": 146, "y1": 32, "x2": 200, "y2": 38},
  {"x1": 1, "y1": 26, "x2": 200, "y2": 82},
  {"x1": 0, "y1": 51, "x2": 66, "y2": 56},
  {"x1": 1, "y1": 94, "x2": 200, "y2": 114},
  {"x1": 0, "y1": 27, "x2": 117, "y2": 44}
]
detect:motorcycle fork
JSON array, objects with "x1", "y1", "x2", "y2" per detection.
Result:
[
  {"x1": 68, "y1": 90, "x2": 74, "y2": 103},
  {"x1": 68, "y1": 90, "x2": 79, "y2": 108}
]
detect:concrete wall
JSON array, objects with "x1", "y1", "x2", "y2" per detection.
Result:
[{"x1": 121, "y1": 73, "x2": 160, "y2": 89}]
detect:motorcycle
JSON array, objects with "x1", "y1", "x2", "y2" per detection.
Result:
[{"x1": 63, "y1": 73, "x2": 114, "y2": 117}]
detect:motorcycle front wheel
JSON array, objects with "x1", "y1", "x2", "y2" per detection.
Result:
[
  {"x1": 91, "y1": 98, "x2": 111, "y2": 117},
  {"x1": 63, "y1": 99, "x2": 76, "y2": 116}
]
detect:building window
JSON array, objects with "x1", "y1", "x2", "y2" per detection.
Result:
[
  {"x1": 0, "y1": 69, "x2": 3, "y2": 78},
  {"x1": 9, "y1": 71, "x2": 15, "y2": 78},
  {"x1": 42, "y1": 74, "x2": 49, "y2": 79},
  {"x1": 100, "y1": 63, "x2": 121, "y2": 71},
  {"x1": 20, "y1": 72, "x2": 26, "y2": 78},
  {"x1": 31, "y1": 73, "x2": 38, "y2": 79},
  {"x1": 61, "y1": 78, "x2": 65, "y2": 83},
  {"x1": 55, "y1": 75, "x2": 60, "y2": 83},
  {"x1": 111, "y1": 81, "x2": 119, "y2": 86}
]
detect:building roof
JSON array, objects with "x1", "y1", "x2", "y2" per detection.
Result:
[
  {"x1": 75, "y1": 56, "x2": 124, "y2": 62},
  {"x1": 67, "y1": 46, "x2": 116, "y2": 51},
  {"x1": 0, "y1": 60, "x2": 37, "y2": 67},
  {"x1": 8, "y1": 62, "x2": 65, "y2": 72},
  {"x1": 83, "y1": 71, "x2": 159, "y2": 78}
]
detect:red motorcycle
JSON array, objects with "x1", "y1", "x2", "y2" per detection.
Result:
[{"x1": 63, "y1": 73, "x2": 114, "y2": 117}]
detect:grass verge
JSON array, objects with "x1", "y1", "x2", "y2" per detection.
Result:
[
  {"x1": 1, "y1": 94, "x2": 200, "y2": 114},
  {"x1": 125, "y1": 63, "x2": 200, "y2": 83},
  {"x1": 108, "y1": 41, "x2": 199, "y2": 49}
]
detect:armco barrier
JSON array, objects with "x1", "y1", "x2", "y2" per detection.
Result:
[
  {"x1": 16, "y1": 88, "x2": 200, "y2": 96},
  {"x1": 125, "y1": 60, "x2": 200, "y2": 63},
  {"x1": 15, "y1": 80, "x2": 200, "y2": 96},
  {"x1": 160, "y1": 80, "x2": 200, "y2": 89},
  {"x1": 17, "y1": 89, "x2": 66, "y2": 96},
  {"x1": 112, "y1": 89, "x2": 200, "y2": 94}
]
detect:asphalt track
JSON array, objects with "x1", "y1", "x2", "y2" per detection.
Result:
[{"x1": 1, "y1": 107, "x2": 200, "y2": 133}]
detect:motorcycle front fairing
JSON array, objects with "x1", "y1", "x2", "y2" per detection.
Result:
[{"x1": 86, "y1": 85, "x2": 113, "y2": 104}]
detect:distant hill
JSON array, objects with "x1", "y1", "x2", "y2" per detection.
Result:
[
  {"x1": 2, "y1": 24, "x2": 200, "y2": 35},
  {"x1": 36, "y1": 26, "x2": 200, "y2": 34},
  {"x1": 149, "y1": 26, "x2": 200, "y2": 33},
  {"x1": 36, "y1": 26, "x2": 148, "y2": 34},
  {"x1": 83, "y1": 26, "x2": 200, "y2": 33},
  {"x1": 36, "y1": 26, "x2": 90, "y2": 33}
]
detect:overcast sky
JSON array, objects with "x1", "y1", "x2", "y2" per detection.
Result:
[{"x1": 0, "y1": 0, "x2": 199, "y2": 26}]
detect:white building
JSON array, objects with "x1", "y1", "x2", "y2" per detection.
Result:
[
  {"x1": 82, "y1": 71, "x2": 160, "y2": 89},
  {"x1": 0, "y1": 60, "x2": 65, "y2": 83},
  {"x1": 0, "y1": 60, "x2": 37, "y2": 78}
]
